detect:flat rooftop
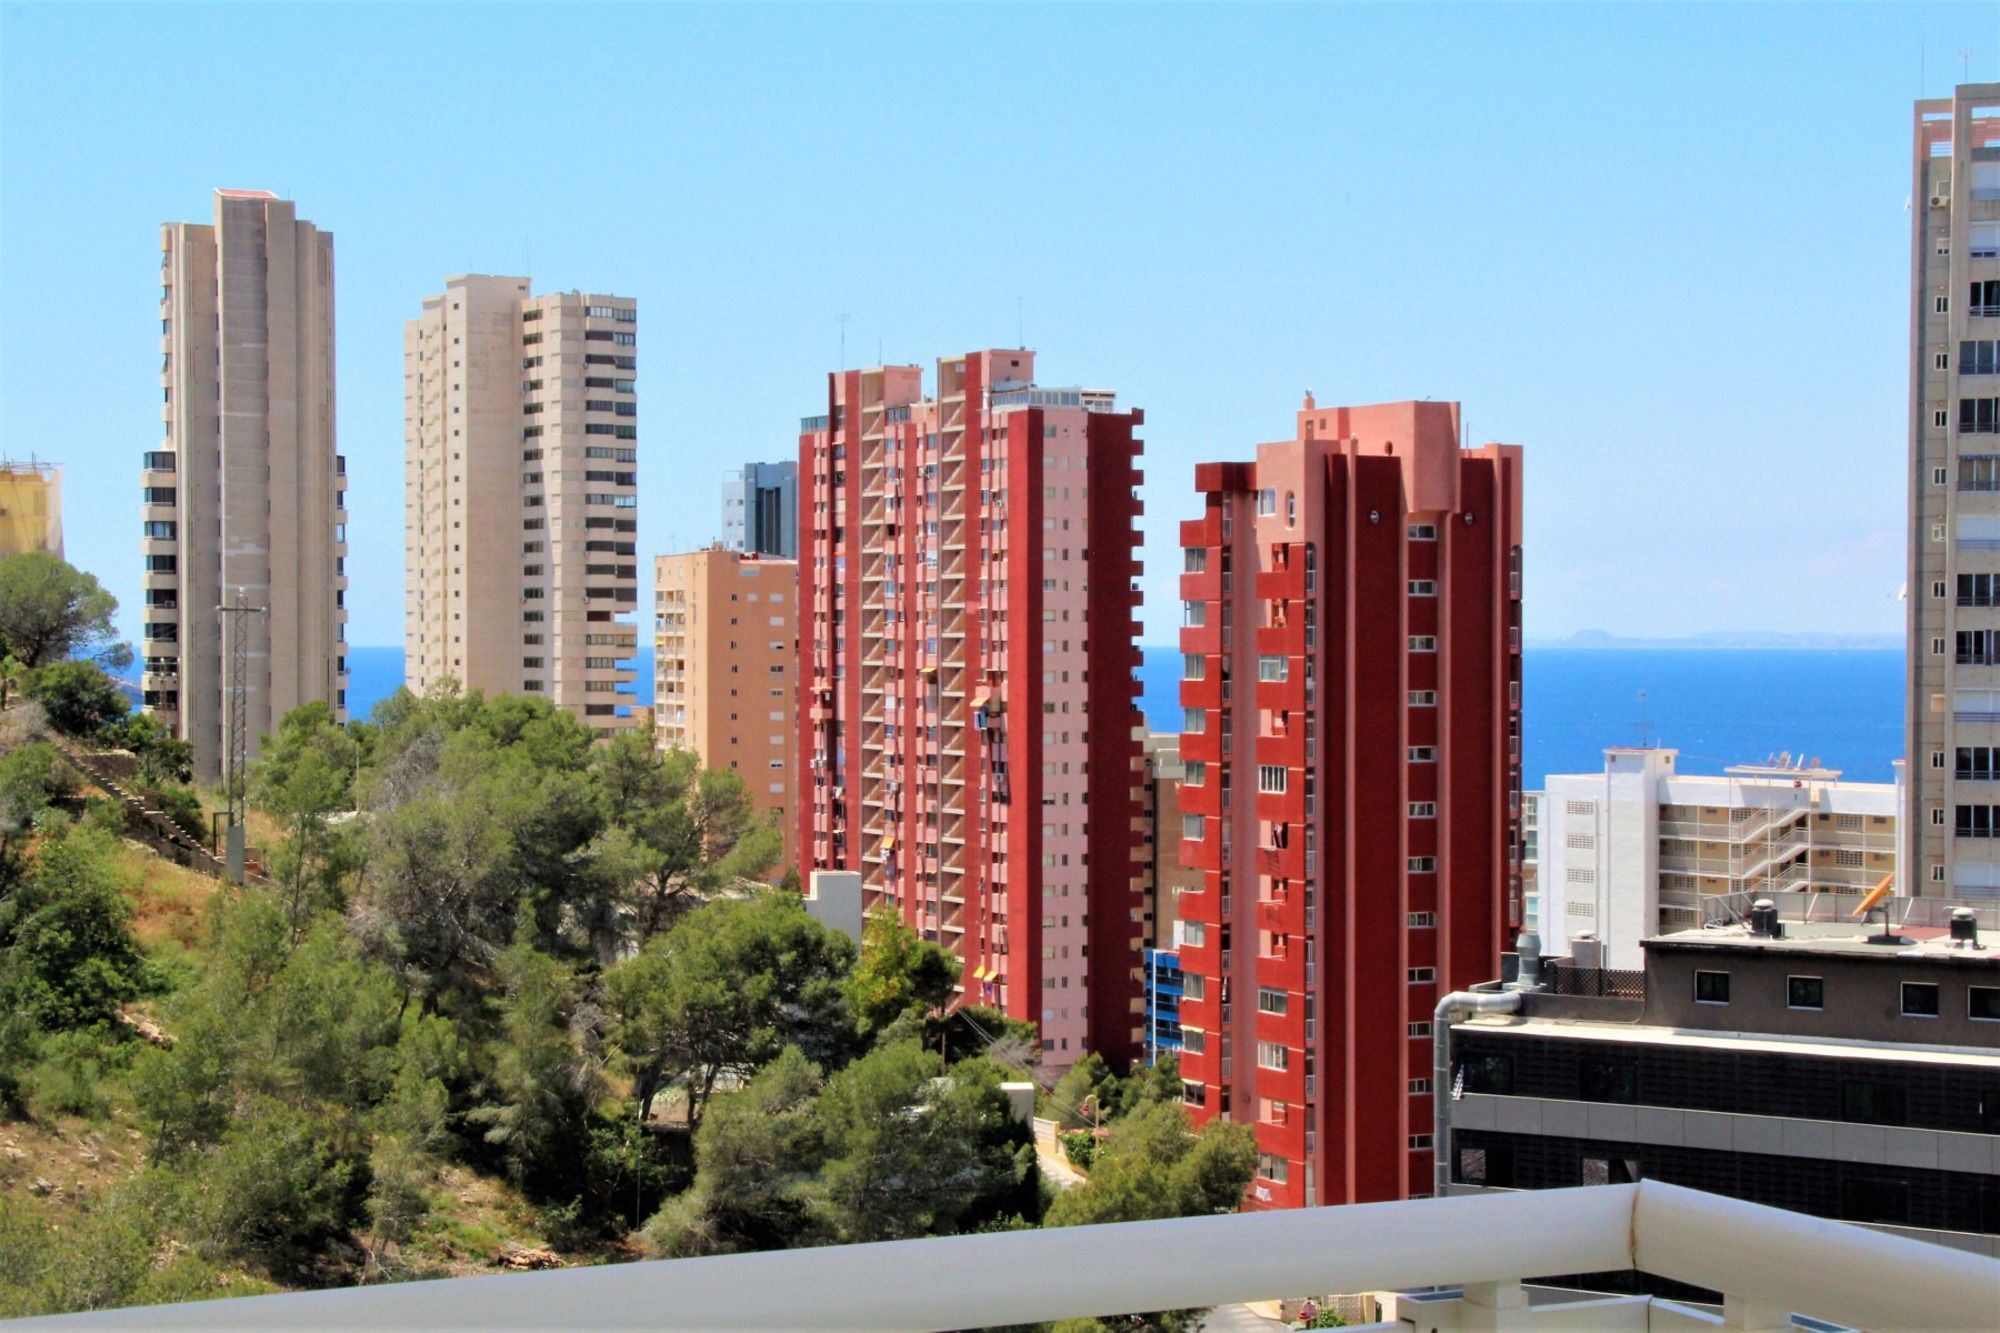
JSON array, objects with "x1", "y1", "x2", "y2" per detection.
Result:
[
  {"x1": 1647, "y1": 918, "x2": 1998, "y2": 965},
  {"x1": 1458, "y1": 1013, "x2": 2000, "y2": 1069}
]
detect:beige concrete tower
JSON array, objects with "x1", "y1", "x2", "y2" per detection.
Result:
[
  {"x1": 405, "y1": 277, "x2": 639, "y2": 735},
  {"x1": 1908, "y1": 87, "x2": 2000, "y2": 903},
  {"x1": 145, "y1": 190, "x2": 346, "y2": 785},
  {"x1": 654, "y1": 547, "x2": 798, "y2": 868}
]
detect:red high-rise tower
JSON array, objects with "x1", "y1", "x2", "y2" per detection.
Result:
[
  {"x1": 1175, "y1": 397, "x2": 1523, "y2": 1206},
  {"x1": 799, "y1": 351, "x2": 1147, "y2": 1068}
]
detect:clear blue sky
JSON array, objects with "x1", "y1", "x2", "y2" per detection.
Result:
[{"x1": 4, "y1": 2, "x2": 1996, "y2": 650}]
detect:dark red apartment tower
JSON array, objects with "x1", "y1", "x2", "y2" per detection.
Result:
[
  {"x1": 798, "y1": 351, "x2": 1147, "y2": 1069},
  {"x1": 1174, "y1": 397, "x2": 1523, "y2": 1208}
]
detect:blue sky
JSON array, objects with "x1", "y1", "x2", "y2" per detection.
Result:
[{"x1": 3, "y1": 2, "x2": 1996, "y2": 649}]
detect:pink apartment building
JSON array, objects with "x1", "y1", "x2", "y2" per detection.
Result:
[{"x1": 799, "y1": 350, "x2": 1147, "y2": 1066}]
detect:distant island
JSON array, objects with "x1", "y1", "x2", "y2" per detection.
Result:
[{"x1": 1529, "y1": 629, "x2": 1903, "y2": 652}]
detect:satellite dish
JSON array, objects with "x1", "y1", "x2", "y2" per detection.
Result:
[{"x1": 1852, "y1": 875, "x2": 1894, "y2": 918}]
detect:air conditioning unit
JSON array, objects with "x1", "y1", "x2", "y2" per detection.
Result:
[{"x1": 1932, "y1": 194, "x2": 1952, "y2": 208}]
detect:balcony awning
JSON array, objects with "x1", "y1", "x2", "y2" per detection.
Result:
[
  {"x1": 920, "y1": 664, "x2": 938, "y2": 677},
  {"x1": 970, "y1": 691, "x2": 993, "y2": 712},
  {"x1": 881, "y1": 833, "x2": 896, "y2": 851}
]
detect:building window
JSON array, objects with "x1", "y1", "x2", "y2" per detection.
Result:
[
  {"x1": 1183, "y1": 760, "x2": 1206, "y2": 786},
  {"x1": 1839, "y1": 1178, "x2": 1910, "y2": 1227},
  {"x1": 1408, "y1": 1022, "x2": 1431, "y2": 1037},
  {"x1": 1408, "y1": 801, "x2": 1436, "y2": 818},
  {"x1": 1410, "y1": 1078, "x2": 1431, "y2": 1094},
  {"x1": 1409, "y1": 579, "x2": 1437, "y2": 596},
  {"x1": 1787, "y1": 976, "x2": 1825, "y2": 1010},
  {"x1": 1182, "y1": 814, "x2": 1205, "y2": 841},
  {"x1": 1256, "y1": 1041, "x2": 1289, "y2": 1071},
  {"x1": 1183, "y1": 653, "x2": 1206, "y2": 680},
  {"x1": 1408, "y1": 911, "x2": 1435, "y2": 928},
  {"x1": 1184, "y1": 548, "x2": 1207, "y2": 573},
  {"x1": 1582, "y1": 1155, "x2": 1641, "y2": 1186},
  {"x1": 1971, "y1": 986, "x2": 2000, "y2": 1021},
  {"x1": 1409, "y1": 690, "x2": 1437, "y2": 707},
  {"x1": 1409, "y1": 635, "x2": 1438, "y2": 652},
  {"x1": 1257, "y1": 1153, "x2": 1289, "y2": 1183},
  {"x1": 1256, "y1": 488, "x2": 1277, "y2": 516},
  {"x1": 1408, "y1": 856, "x2": 1436, "y2": 873},
  {"x1": 1257, "y1": 654, "x2": 1287, "y2": 681},
  {"x1": 1257, "y1": 765, "x2": 1287, "y2": 794},
  {"x1": 1409, "y1": 523, "x2": 1438, "y2": 541},
  {"x1": 1461, "y1": 1053, "x2": 1511, "y2": 1094},
  {"x1": 1181, "y1": 1028, "x2": 1206, "y2": 1055},
  {"x1": 1409, "y1": 1135, "x2": 1433, "y2": 1150},
  {"x1": 1579, "y1": 1059, "x2": 1636, "y2": 1104},
  {"x1": 1256, "y1": 988, "x2": 1288, "y2": 1015},
  {"x1": 1694, "y1": 970, "x2": 1730, "y2": 1004},
  {"x1": 1842, "y1": 1079, "x2": 1907, "y2": 1126},
  {"x1": 1182, "y1": 600, "x2": 1206, "y2": 627},
  {"x1": 1408, "y1": 966, "x2": 1435, "y2": 984},
  {"x1": 1409, "y1": 746, "x2": 1435, "y2": 762},
  {"x1": 1901, "y1": 982, "x2": 1941, "y2": 1018}
]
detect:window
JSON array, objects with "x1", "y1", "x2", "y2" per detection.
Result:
[
  {"x1": 1787, "y1": 976, "x2": 1825, "y2": 1010},
  {"x1": 1408, "y1": 967, "x2": 1435, "y2": 984},
  {"x1": 1582, "y1": 1155, "x2": 1641, "y2": 1186},
  {"x1": 1408, "y1": 690, "x2": 1437, "y2": 707},
  {"x1": 1957, "y1": 746, "x2": 2000, "y2": 778},
  {"x1": 1256, "y1": 488, "x2": 1277, "y2": 516},
  {"x1": 1410, "y1": 1078, "x2": 1431, "y2": 1094},
  {"x1": 142, "y1": 521, "x2": 176, "y2": 540},
  {"x1": 1409, "y1": 579, "x2": 1437, "y2": 596},
  {"x1": 1960, "y1": 455, "x2": 2000, "y2": 490},
  {"x1": 1579, "y1": 1059, "x2": 1636, "y2": 1104},
  {"x1": 1408, "y1": 801, "x2": 1436, "y2": 818},
  {"x1": 1962, "y1": 340, "x2": 2000, "y2": 375},
  {"x1": 1901, "y1": 982, "x2": 1940, "y2": 1017},
  {"x1": 1183, "y1": 707, "x2": 1206, "y2": 734},
  {"x1": 1971, "y1": 986, "x2": 2000, "y2": 1021},
  {"x1": 1409, "y1": 635, "x2": 1438, "y2": 652},
  {"x1": 1960, "y1": 572, "x2": 2000, "y2": 606},
  {"x1": 1408, "y1": 911, "x2": 1435, "y2": 928},
  {"x1": 1181, "y1": 600, "x2": 1206, "y2": 626},
  {"x1": 1955, "y1": 804, "x2": 2000, "y2": 838},
  {"x1": 1256, "y1": 987, "x2": 1288, "y2": 1015},
  {"x1": 1183, "y1": 653, "x2": 1206, "y2": 680},
  {"x1": 1408, "y1": 1135, "x2": 1433, "y2": 1150},
  {"x1": 1257, "y1": 655, "x2": 1287, "y2": 681},
  {"x1": 1256, "y1": 1041, "x2": 1289, "y2": 1070},
  {"x1": 1957, "y1": 629, "x2": 2000, "y2": 664},
  {"x1": 1461, "y1": 1052, "x2": 1511, "y2": 1094},
  {"x1": 1256, "y1": 1153, "x2": 1289, "y2": 1183},
  {"x1": 1409, "y1": 746, "x2": 1435, "y2": 762},
  {"x1": 1694, "y1": 970, "x2": 1730, "y2": 1004},
  {"x1": 1183, "y1": 760, "x2": 1206, "y2": 786},
  {"x1": 1184, "y1": 548, "x2": 1207, "y2": 573},
  {"x1": 1408, "y1": 1022, "x2": 1432, "y2": 1037},
  {"x1": 1181, "y1": 921, "x2": 1206, "y2": 948},
  {"x1": 1182, "y1": 814, "x2": 1205, "y2": 841},
  {"x1": 1843, "y1": 1080, "x2": 1907, "y2": 1126},
  {"x1": 1839, "y1": 1177, "x2": 1910, "y2": 1226},
  {"x1": 1180, "y1": 1028, "x2": 1206, "y2": 1055},
  {"x1": 1257, "y1": 765, "x2": 1288, "y2": 794},
  {"x1": 1408, "y1": 856, "x2": 1436, "y2": 872},
  {"x1": 1962, "y1": 397, "x2": 2000, "y2": 433},
  {"x1": 1409, "y1": 523, "x2": 1437, "y2": 540}
]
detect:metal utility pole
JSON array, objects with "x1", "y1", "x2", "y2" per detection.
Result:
[{"x1": 216, "y1": 590, "x2": 267, "y2": 883}]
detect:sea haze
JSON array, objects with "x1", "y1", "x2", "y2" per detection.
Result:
[{"x1": 345, "y1": 644, "x2": 1906, "y2": 790}]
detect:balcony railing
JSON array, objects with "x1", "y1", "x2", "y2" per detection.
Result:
[{"x1": 33, "y1": 1182, "x2": 1995, "y2": 1330}]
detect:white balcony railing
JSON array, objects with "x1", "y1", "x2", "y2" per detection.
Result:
[{"x1": 20, "y1": 1182, "x2": 1995, "y2": 1331}]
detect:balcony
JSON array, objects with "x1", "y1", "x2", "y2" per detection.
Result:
[{"x1": 56, "y1": 1181, "x2": 1992, "y2": 1331}]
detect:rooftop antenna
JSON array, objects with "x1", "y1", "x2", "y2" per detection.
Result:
[{"x1": 1962, "y1": 49, "x2": 1973, "y2": 83}]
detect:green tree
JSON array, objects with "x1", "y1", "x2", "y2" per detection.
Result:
[
  {"x1": 1043, "y1": 1100, "x2": 1257, "y2": 1230},
  {"x1": 112, "y1": 711, "x2": 193, "y2": 785},
  {"x1": 845, "y1": 908, "x2": 961, "y2": 1038},
  {"x1": 24, "y1": 661, "x2": 128, "y2": 741},
  {"x1": 1046, "y1": 1051, "x2": 1117, "y2": 1130},
  {"x1": 642, "y1": 1046, "x2": 827, "y2": 1257},
  {"x1": 0, "y1": 552, "x2": 129, "y2": 670},
  {"x1": 813, "y1": 1044, "x2": 1037, "y2": 1244},
  {"x1": 593, "y1": 733, "x2": 783, "y2": 941},
  {"x1": 252, "y1": 702, "x2": 362, "y2": 935},
  {"x1": 0, "y1": 824, "x2": 148, "y2": 1031},
  {"x1": 466, "y1": 934, "x2": 602, "y2": 1197},
  {"x1": 0, "y1": 741, "x2": 73, "y2": 865},
  {"x1": 606, "y1": 893, "x2": 854, "y2": 1131}
]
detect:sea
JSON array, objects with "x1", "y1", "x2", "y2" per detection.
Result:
[{"x1": 345, "y1": 644, "x2": 1907, "y2": 789}]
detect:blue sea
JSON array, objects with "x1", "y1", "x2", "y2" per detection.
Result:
[{"x1": 345, "y1": 645, "x2": 1906, "y2": 788}]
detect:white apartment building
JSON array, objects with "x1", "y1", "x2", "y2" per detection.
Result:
[
  {"x1": 1538, "y1": 747, "x2": 1903, "y2": 969},
  {"x1": 405, "y1": 276, "x2": 639, "y2": 736}
]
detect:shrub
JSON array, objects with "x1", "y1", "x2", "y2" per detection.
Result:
[{"x1": 1059, "y1": 1129, "x2": 1099, "y2": 1172}]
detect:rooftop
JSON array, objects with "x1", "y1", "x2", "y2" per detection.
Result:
[{"x1": 1647, "y1": 918, "x2": 1998, "y2": 965}]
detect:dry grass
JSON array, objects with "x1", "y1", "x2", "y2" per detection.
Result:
[{"x1": 111, "y1": 838, "x2": 221, "y2": 955}]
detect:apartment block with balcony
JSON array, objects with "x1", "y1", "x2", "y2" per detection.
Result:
[
  {"x1": 654, "y1": 547, "x2": 798, "y2": 871},
  {"x1": 1140, "y1": 729, "x2": 1197, "y2": 1065},
  {"x1": 1909, "y1": 85, "x2": 2000, "y2": 901},
  {"x1": 0, "y1": 461, "x2": 62, "y2": 558},
  {"x1": 798, "y1": 350, "x2": 1146, "y2": 1068},
  {"x1": 405, "y1": 277, "x2": 639, "y2": 737},
  {"x1": 1176, "y1": 396, "x2": 1523, "y2": 1210},
  {"x1": 147, "y1": 190, "x2": 346, "y2": 783},
  {"x1": 1540, "y1": 747, "x2": 1905, "y2": 970}
]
